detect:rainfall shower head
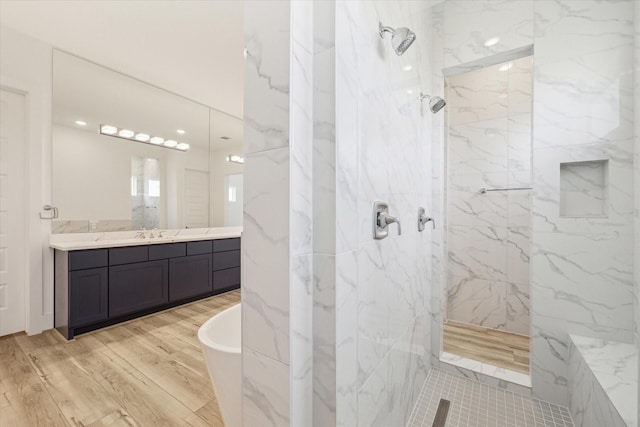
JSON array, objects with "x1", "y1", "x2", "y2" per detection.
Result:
[
  {"x1": 379, "y1": 22, "x2": 416, "y2": 56},
  {"x1": 419, "y1": 93, "x2": 446, "y2": 113}
]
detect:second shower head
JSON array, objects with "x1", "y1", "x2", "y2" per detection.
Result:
[
  {"x1": 379, "y1": 22, "x2": 416, "y2": 56},
  {"x1": 419, "y1": 93, "x2": 446, "y2": 113}
]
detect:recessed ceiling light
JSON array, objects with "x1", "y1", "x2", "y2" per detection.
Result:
[
  {"x1": 100, "y1": 125, "x2": 118, "y2": 135},
  {"x1": 484, "y1": 37, "x2": 500, "y2": 47},
  {"x1": 499, "y1": 63, "x2": 512, "y2": 72},
  {"x1": 176, "y1": 129, "x2": 185, "y2": 134},
  {"x1": 402, "y1": 65, "x2": 413, "y2": 71},
  {"x1": 164, "y1": 140, "x2": 178, "y2": 148},
  {"x1": 75, "y1": 120, "x2": 87, "y2": 126},
  {"x1": 150, "y1": 136, "x2": 164, "y2": 145},
  {"x1": 176, "y1": 143, "x2": 190, "y2": 151},
  {"x1": 134, "y1": 133, "x2": 150, "y2": 142},
  {"x1": 118, "y1": 129, "x2": 134, "y2": 138}
]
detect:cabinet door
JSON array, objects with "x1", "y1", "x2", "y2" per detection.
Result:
[
  {"x1": 69, "y1": 267, "x2": 108, "y2": 327},
  {"x1": 169, "y1": 254, "x2": 212, "y2": 302},
  {"x1": 213, "y1": 267, "x2": 241, "y2": 292},
  {"x1": 109, "y1": 260, "x2": 168, "y2": 318}
]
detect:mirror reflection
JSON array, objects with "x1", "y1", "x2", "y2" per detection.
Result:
[{"x1": 52, "y1": 50, "x2": 243, "y2": 232}]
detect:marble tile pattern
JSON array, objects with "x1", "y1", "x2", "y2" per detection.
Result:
[
  {"x1": 330, "y1": 1, "x2": 434, "y2": 426},
  {"x1": 445, "y1": 55, "x2": 532, "y2": 335},
  {"x1": 568, "y1": 335, "x2": 637, "y2": 427},
  {"x1": 242, "y1": 1, "x2": 291, "y2": 426},
  {"x1": 431, "y1": 0, "x2": 636, "y2": 410},
  {"x1": 530, "y1": 0, "x2": 636, "y2": 407},
  {"x1": 635, "y1": 1, "x2": 640, "y2": 424}
]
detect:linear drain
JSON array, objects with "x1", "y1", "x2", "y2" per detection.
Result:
[{"x1": 432, "y1": 398, "x2": 450, "y2": 427}]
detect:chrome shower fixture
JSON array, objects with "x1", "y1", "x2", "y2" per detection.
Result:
[
  {"x1": 419, "y1": 93, "x2": 447, "y2": 113},
  {"x1": 379, "y1": 22, "x2": 416, "y2": 56}
]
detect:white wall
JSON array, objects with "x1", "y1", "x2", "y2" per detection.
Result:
[{"x1": 0, "y1": 26, "x2": 53, "y2": 334}]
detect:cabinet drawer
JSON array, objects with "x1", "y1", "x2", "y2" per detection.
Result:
[
  {"x1": 149, "y1": 243, "x2": 186, "y2": 260},
  {"x1": 109, "y1": 246, "x2": 148, "y2": 266},
  {"x1": 69, "y1": 249, "x2": 108, "y2": 270},
  {"x1": 69, "y1": 267, "x2": 108, "y2": 327},
  {"x1": 213, "y1": 250, "x2": 240, "y2": 271},
  {"x1": 109, "y1": 260, "x2": 168, "y2": 317},
  {"x1": 213, "y1": 267, "x2": 240, "y2": 291},
  {"x1": 187, "y1": 240, "x2": 213, "y2": 256},
  {"x1": 213, "y1": 238, "x2": 240, "y2": 252},
  {"x1": 169, "y1": 255, "x2": 212, "y2": 302}
]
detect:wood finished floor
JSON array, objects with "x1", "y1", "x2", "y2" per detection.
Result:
[
  {"x1": 0, "y1": 290, "x2": 240, "y2": 427},
  {"x1": 443, "y1": 320, "x2": 530, "y2": 374}
]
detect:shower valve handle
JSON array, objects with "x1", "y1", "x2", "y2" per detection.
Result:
[{"x1": 377, "y1": 212, "x2": 402, "y2": 235}]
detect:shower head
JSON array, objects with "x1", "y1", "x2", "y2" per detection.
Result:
[
  {"x1": 379, "y1": 22, "x2": 416, "y2": 56},
  {"x1": 419, "y1": 93, "x2": 446, "y2": 113}
]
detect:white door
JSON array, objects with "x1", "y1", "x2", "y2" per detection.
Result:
[
  {"x1": 0, "y1": 89, "x2": 27, "y2": 336},
  {"x1": 184, "y1": 169, "x2": 209, "y2": 228}
]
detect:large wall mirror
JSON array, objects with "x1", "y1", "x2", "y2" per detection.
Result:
[{"x1": 52, "y1": 50, "x2": 243, "y2": 233}]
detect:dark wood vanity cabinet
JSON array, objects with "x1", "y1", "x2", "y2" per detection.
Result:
[
  {"x1": 55, "y1": 237, "x2": 240, "y2": 339},
  {"x1": 69, "y1": 267, "x2": 108, "y2": 327}
]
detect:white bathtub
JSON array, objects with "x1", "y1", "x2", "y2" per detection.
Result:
[{"x1": 198, "y1": 303, "x2": 242, "y2": 427}]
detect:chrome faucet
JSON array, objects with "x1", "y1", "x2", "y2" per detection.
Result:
[
  {"x1": 417, "y1": 207, "x2": 435, "y2": 232},
  {"x1": 373, "y1": 201, "x2": 402, "y2": 239},
  {"x1": 377, "y1": 211, "x2": 402, "y2": 235},
  {"x1": 134, "y1": 231, "x2": 146, "y2": 239}
]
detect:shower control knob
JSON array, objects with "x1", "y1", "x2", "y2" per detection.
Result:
[{"x1": 418, "y1": 207, "x2": 435, "y2": 232}]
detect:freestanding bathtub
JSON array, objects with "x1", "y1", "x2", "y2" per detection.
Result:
[{"x1": 198, "y1": 303, "x2": 242, "y2": 427}]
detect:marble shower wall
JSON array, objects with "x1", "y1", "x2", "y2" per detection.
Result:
[
  {"x1": 242, "y1": 2, "x2": 291, "y2": 426},
  {"x1": 445, "y1": 56, "x2": 532, "y2": 336},
  {"x1": 634, "y1": 0, "x2": 640, "y2": 422},
  {"x1": 430, "y1": 0, "x2": 635, "y2": 407},
  {"x1": 332, "y1": 1, "x2": 433, "y2": 426}
]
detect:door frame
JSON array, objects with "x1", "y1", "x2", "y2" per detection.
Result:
[{"x1": 1, "y1": 74, "x2": 52, "y2": 335}]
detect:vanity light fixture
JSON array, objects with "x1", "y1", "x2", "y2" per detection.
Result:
[
  {"x1": 164, "y1": 139, "x2": 178, "y2": 148},
  {"x1": 75, "y1": 120, "x2": 87, "y2": 126},
  {"x1": 226, "y1": 155, "x2": 244, "y2": 164},
  {"x1": 134, "y1": 133, "x2": 150, "y2": 142},
  {"x1": 484, "y1": 37, "x2": 500, "y2": 47},
  {"x1": 100, "y1": 124, "x2": 118, "y2": 135},
  {"x1": 99, "y1": 124, "x2": 189, "y2": 151}
]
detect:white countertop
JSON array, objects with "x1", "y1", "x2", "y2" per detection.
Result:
[{"x1": 50, "y1": 227, "x2": 242, "y2": 251}]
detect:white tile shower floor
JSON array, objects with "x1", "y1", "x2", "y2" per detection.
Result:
[{"x1": 408, "y1": 369, "x2": 574, "y2": 427}]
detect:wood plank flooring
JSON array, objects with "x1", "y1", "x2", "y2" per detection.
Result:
[
  {"x1": 0, "y1": 290, "x2": 240, "y2": 427},
  {"x1": 443, "y1": 320, "x2": 530, "y2": 374}
]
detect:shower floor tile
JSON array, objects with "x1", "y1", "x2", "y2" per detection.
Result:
[{"x1": 408, "y1": 369, "x2": 574, "y2": 427}]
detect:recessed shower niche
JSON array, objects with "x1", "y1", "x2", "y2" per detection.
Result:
[{"x1": 559, "y1": 159, "x2": 609, "y2": 218}]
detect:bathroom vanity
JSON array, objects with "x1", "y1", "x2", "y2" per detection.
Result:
[{"x1": 51, "y1": 229, "x2": 241, "y2": 339}]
